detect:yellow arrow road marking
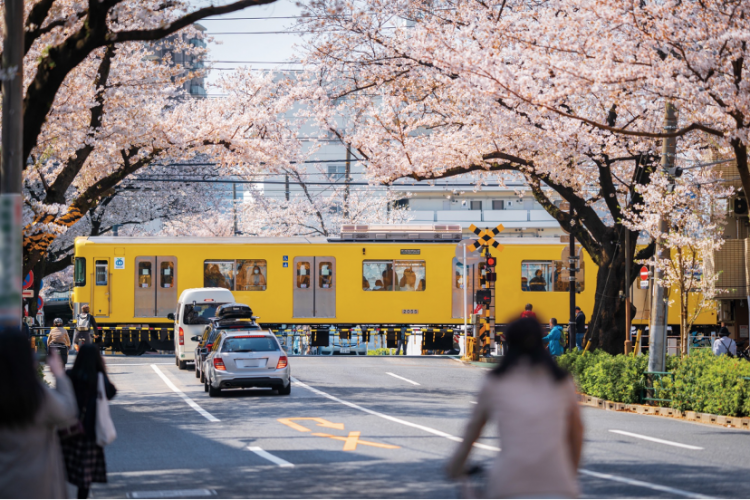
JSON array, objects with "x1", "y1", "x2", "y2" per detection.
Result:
[
  {"x1": 311, "y1": 432, "x2": 400, "y2": 451},
  {"x1": 278, "y1": 417, "x2": 345, "y2": 432}
]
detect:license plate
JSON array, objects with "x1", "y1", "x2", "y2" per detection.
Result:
[
  {"x1": 237, "y1": 359, "x2": 265, "y2": 368},
  {"x1": 340, "y1": 348, "x2": 350, "y2": 354}
]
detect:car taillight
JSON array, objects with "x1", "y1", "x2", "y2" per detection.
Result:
[
  {"x1": 179, "y1": 327, "x2": 184, "y2": 346},
  {"x1": 276, "y1": 356, "x2": 288, "y2": 369},
  {"x1": 213, "y1": 357, "x2": 226, "y2": 371}
]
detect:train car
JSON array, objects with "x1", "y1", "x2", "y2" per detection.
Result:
[{"x1": 71, "y1": 224, "x2": 714, "y2": 354}]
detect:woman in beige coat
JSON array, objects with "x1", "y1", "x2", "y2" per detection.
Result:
[
  {"x1": 447, "y1": 318, "x2": 584, "y2": 498},
  {"x1": 0, "y1": 331, "x2": 78, "y2": 498}
]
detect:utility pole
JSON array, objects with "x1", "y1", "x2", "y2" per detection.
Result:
[
  {"x1": 343, "y1": 147, "x2": 351, "y2": 219},
  {"x1": 232, "y1": 183, "x2": 238, "y2": 236},
  {"x1": 0, "y1": 0, "x2": 24, "y2": 329},
  {"x1": 284, "y1": 174, "x2": 290, "y2": 201},
  {"x1": 624, "y1": 224, "x2": 632, "y2": 352},
  {"x1": 568, "y1": 210, "x2": 577, "y2": 350},
  {"x1": 648, "y1": 102, "x2": 678, "y2": 372}
]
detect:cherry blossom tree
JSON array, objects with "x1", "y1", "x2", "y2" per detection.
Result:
[{"x1": 625, "y1": 172, "x2": 729, "y2": 356}]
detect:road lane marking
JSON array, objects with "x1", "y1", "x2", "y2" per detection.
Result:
[
  {"x1": 278, "y1": 417, "x2": 345, "y2": 432},
  {"x1": 151, "y1": 365, "x2": 219, "y2": 422},
  {"x1": 247, "y1": 446, "x2": 294, "y2": 468},
  {"x1": 106, "y1": 363, "x2": 175, "y2": 366},
  {"x1": 291, "y1": 377, "x2": 497, "y2": 451},
  {"x1": 128, "y1": 489, "x2": 215, "y2": 498},
  {"x1": 579, "y1": 469, "x2": 714, "y2": 499},
  {"x1": 386, "y1": 372, "x2": 421, "y2": 385},
  {"x1": 293, "y1": 378, "x2": 713, "y2": 498},
  {"x1": 470, "y1": 401, "x2": 478, "y2": 404},
  {"x1": 311, "y1": 431, "x2": 400, "y2": 451},
  {"x1": 609, "y1": 429, "x2": 704, "y2": 450}
]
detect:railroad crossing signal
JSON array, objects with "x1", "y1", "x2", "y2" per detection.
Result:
[{"x1": 468, "y1": 224, "x2": 505, "y2": 251}]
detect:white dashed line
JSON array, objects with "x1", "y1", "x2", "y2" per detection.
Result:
[
  {"x1": 579, "y1": 469, "x2": 713, "y2": 498},
  {"x1": 247, "y1": 446, "x2": 294, "y2": 468},
  {"x1": 386, "y1": 372, "x2": 420, "y2": 386},
  {"x1": 151, "y1": 365, "x2": 219, "y2": 422},
  {"x1": 609, "y1": 429, "x2": 704, "y2": 450},
  {"x1": 128, "y1": 489, "x2": 215, "y2": 498}
]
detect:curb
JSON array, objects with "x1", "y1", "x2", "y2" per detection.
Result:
[{"x1": 576, "y1": 393, "x2": 750, "y2": 430}]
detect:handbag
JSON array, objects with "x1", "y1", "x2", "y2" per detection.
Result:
[{"x1": 95, "y1": 373, "x2": 117, "y2": 447}]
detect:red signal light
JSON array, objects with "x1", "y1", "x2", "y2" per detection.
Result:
[{"x1": 487, "y1": 257, "x2": 496, "y2": 267}]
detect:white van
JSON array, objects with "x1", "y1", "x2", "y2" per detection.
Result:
[{"x1": 172, "y1": 288, "x2": 235, "y2": 369}]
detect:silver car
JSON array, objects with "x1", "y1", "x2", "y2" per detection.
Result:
[{"x1": 204, "y1": 330, "x2": 291, "y2": 397}]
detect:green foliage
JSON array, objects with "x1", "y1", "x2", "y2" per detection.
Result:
[{"x1": 558, "y1": 349, "x2": 750, "y2": 416}]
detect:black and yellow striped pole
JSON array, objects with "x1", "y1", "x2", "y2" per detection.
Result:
[{"x1": 469, "y1": 224, "x2": 504, "y2": 359}]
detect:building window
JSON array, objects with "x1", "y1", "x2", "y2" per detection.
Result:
[
  {"x1": 327, "y1": 165, "x2": 346, "y2": 182},
  {"x1": 362, "y1": 260, "x2": 425, "y2": 291},
  {"x1": 492, "y1": 200, "x2": 504, "y2": 210},
  {"x1": 470, "y1": 201, "x2": 482, "y2": 210}
]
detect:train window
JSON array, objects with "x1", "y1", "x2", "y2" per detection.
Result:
[
  {"x1": 95, "y1": 260, "x2": 108, "y2": 286},
  {"x1": 395, "y1": 260, "x2": 426, "y2": 291},
  {"x1": 74, "y1": 258, "x2": 86, "y2": 287},
  {"x1": 204, "y1": 261, "x2": 234, "y2": 290},
  {"x1": 297, "y1": 262, "x2": 311, "y2": 288},
  {"x1": 236, "y1": 260, "x2": 267, "y2": 291},
  {"x1": 521, "y1": 261, "x2": 584, "y2": 292},
  {"x1": 138, "y1": 262, "x2": 152, "y2": 288},
  {"x1": 362, "y1": 261, "x2": 393, "y2": 291},
  {"x1": 160, "y1": 262, "x2": 174, "y2": 288},
  {"x1": 319, "y1": 261, "x2": 333, "y2": 288}
]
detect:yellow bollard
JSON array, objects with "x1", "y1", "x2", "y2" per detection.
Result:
[
  {"x1": 584, "y1": 340, "x2": 592, "y2": 352},
  {"x1": 632, "y1": 329, "x2": 643, "y2": 358}
]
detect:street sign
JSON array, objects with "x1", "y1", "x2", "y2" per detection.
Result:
[
  {"x1": 468, "y1": 224, "x2": 505, "y2": 251},
  {"x1": 640, "y1": 266, "x2": 649, "y2": 281},
  {"x1": 22, "y1": 290, "x2": 34, "y2": 298},
  {"x1": 38, "y1": 297, "x2": 44, "y2": 310},
  {"x1": 640, "y1": 280, "x2": 649, "y2": 289},
  {"x1": 23, "y1": 271, "x2": 34, "y2": 290}
]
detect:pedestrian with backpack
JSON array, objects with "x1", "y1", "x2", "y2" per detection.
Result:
[
  {"x1": 72, "y1": 306, "x2": 99, "y2": 350},
  {"x1": 713, "y1": 325, "x2": 737, "y2": 357}
]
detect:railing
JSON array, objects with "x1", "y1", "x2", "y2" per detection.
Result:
[{"x1": 641, "y1": 371, "x2": 674, "y2": 405}]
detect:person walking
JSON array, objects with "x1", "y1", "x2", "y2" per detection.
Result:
[
  {"x1": 521, "y1": 303, "x2": 537, "y2": 320},
  {"x1": 447, "y1": 318, "x2": 583, "y2": 498},
  {"x1": 396, "y1": 329, "x2": 407, "y2": 355},
  {"x1": 575, "y1": 306, "x2": 586, "y2": 350},
  {"x1": 0, "y1": 331, "x2": 78, "y2": 499},
  {"x1": 543, "y1": 318, "x2": 565, "y2": 357},
  {"x1": 61, "y1": 344, "x2": 117, "y2": 499},
  {"x1": 72, "y1": 305, "x2": 99, "y2": 349},
  {"x1": 48, "y1": 318, "x2": 72, "y2": 366},
  {"x1": 713, "y1": 327, "x2": 737, "y2": 357}
]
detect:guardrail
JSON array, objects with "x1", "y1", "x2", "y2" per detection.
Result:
[{"x1": 641, "y1": 371, "x2": 674, "y2": 405}]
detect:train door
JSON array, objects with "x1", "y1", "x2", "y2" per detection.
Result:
[
  {"x1": 133, "y1": 256, "x2": 178, "y2": 317},
  {"x1": 93, "y1": 258, "x2": 110, "y2": 317},
  {"x1": 293, "y1": 257, "x2": 336, "y2": 318},
  {"x1": 452, "y1": 258, "x2": 475, "y2": 319},
  {"x1": 156, "y1": 257, "x2": 178, "y2": 317}
]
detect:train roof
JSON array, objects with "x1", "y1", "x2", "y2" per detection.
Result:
[{"x1": 78, "y1": 236, "x2": 569, "y2": 245}]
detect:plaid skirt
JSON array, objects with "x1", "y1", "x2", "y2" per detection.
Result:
[{"x1": 60, "y1": 434, "x2": 107, "y2": 488}]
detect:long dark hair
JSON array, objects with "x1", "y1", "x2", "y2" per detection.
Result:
[
  {"x1": 69, "y1": 344, "x2": 106, "y2": 386},
  {"x1": 0, "y1": 331, "x2": 45, "y2": 426},
  {"x1": 492, "y1": 318, "x2": 568, "y2": 382}
]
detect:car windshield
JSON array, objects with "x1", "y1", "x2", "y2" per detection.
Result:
[
  {"x1": 221, "y1": 336, "x2": 279, "y2": 353},
  {"x1": 184, "y1": 303, "x2": 226, "y2": 325}
]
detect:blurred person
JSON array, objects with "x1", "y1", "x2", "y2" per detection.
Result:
[
  {"x1": 0, "y1": 331, "x2": 77, "y2": 498},
  {"x1": 48, "y1": 318, "x2": 72, "y2": 366},
  {"x1": 520, "y1": 303, "x2": 537, "y2": 320},
  {"x1": 396, "y1": 329, "x2": 407, "y2": 356},
  {"x1": 447, "y1": 318, "x2": 583, "y2": 498},
  {"x1": 713, "y1": 327, "x2": 737, "y2": 357},
  {"x1": 543, "y1": 318, "x2": 565, "y2": 357},
  {"x1": 575, "y1": 306, "x2": 586, "y2": 350},
  {"x1": 72, "y1": 305, "x2": 99, "y2": 349},
  {"x1": 61, "y1": 344, "x2": 117, "y2": 499}
]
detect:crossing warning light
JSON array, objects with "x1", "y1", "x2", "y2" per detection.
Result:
[
  {"x1": 476, "y1": 289, "x2": 492, "y2": 305},
  {"x1": 486, "y1": 256, "x2": 496, "y2": 267}
]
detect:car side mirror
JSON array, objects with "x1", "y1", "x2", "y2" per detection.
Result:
[
  {"x1": 191, "y1": 336, "x2": 200, "y2": 342},
  {"x1": 167, "y1": 313, "x2": 175, "y2": 321}
]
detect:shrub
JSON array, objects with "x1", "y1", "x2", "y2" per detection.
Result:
[{"x1": 558, "y1": 348, "x2": 750, "y2": 416}]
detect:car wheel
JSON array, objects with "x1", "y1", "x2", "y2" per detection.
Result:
[
  {"x1": 200, "y1": 370, "x2": 205, "y2": 383},
  {"x1": 204, "y1": 378, "x2": 209, "y2": 392},
  {"x1": 208, "y1": 380, "x2": 221, "y2": 398},
  {"x1": 178, "y1": 360, "x2": 187, "y2": 370},
  {"x1": 175, "y1": 357, "x2": 180, "y2": 367},
  {"x1": 194, "y1": 366, "x2": 200, "y2": 378},
  {"x1": 278, "y1": 381, "x2": 291, "y2": 396}
]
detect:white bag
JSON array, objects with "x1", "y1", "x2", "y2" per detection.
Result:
[{"x1": 95, "y1": 373, "x2": 117, "y2": 447}]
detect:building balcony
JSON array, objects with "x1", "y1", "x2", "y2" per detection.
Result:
[{"x1": 407, "y1": 209, "x2": 559, "y2": 229}]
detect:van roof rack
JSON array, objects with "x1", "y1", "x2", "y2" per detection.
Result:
[{"x1": 215, "y1": 303, "x2": 254, "y2": 320}]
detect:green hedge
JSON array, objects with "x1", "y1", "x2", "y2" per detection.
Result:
[{"x1": 557, "y1": 349, "x2": 750, "y2": 416}]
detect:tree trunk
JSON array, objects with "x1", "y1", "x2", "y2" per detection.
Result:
[{"x1": 587, "y1": 246, "x2": 629, "y2": 354}]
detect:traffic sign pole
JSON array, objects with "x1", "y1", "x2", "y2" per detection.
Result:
[{"x1": 466, "y1": 224, "x2": 504, "y2": 359}]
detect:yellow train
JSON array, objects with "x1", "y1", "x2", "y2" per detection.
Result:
[{"x1": 71, "y1": 224, "x2": 714, "y2": 354}]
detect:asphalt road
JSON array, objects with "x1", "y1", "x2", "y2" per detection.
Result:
[{"x1": 75, "y1": 355, "x2": 750, "y2": 499}]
